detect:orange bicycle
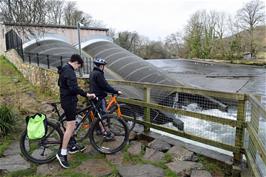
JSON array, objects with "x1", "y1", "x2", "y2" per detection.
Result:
[
  {"x1": 75, "y1": 94, "x2": 136, "y2": 142},
  {"x1": 106, "y1": 94, "x2": 136, "y2": 132}
]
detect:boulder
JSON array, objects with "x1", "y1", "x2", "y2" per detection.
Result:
[
  {"x1": 166, "y1": 161, "x2": 203, "y2": 175},
  {"x1": 118, "y1": 164, "x2": 164, "y2": 177},
  {"x1": 148, "y1": 139, "x2": 171, "y2": 152},
  {"x1": 143, "y1": 148, "x2": 164, "y2": 161},
  {"x1": 128, "y1": 141, "x2": 142, "y2": 156},
  {"x1": 167, "y1": 145, "x2": 194, "y2": 161},
  {"x1": 191, "y1": 170, "x2": 212, "y2": 177}
]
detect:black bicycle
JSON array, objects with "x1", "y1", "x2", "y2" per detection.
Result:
[{"x1": 20, "y1": 98, "x2": 129, "y2": 164}]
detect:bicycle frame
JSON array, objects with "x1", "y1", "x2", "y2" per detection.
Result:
[
  {"x1": 106, "y1": 95, "x2": 122, "y2": 117},
  {"x1": 50, "y1": 99, "x2": 104, "y2": 132}
]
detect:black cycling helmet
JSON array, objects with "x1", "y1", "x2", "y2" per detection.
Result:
[{"x1": 93, "y1": 57, "x2": 107, "y2": 66}]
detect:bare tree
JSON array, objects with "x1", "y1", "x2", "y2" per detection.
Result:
[
  {"x1": 0, "y1": 0, "x2": 47, "y2": 24},
  {"x1": 107, "y1": 28, "x2": 116, "y2": 40},
  {"x1": 79, "y1": 13, "x2": 105, "y2": 28},
  {"x1": 237, "y1": 0, "x2": 265, "y2": 57},
  {"x1": 0, "y1": 0, "x2": 48, "y2": 39},
  {"x1": 214, "y1": 12, "x2": 227, "y2": 39},
  {"x1": 63, "y1": 1, "x2": 78, "y2": 26},
  {"x1": 46, "y1": 0, "x2": 65, "y2": 25},
  {"x1": 184, "y1": 10, "x2": 205, "y2": 58},
  {"x1": 210, "y1": 11, "x2": 228, "y2": 59},
  {"x1": 144, "y1": 41, "x2": 169, "y2": 59},
  {"x1": 63, "y1": 1, "x2": 93, "y2": 26},
  {"x1": 115, "y1": 31, "x2": 140, "y2": 53},
  {"x1": 225, "y1": 16, "x2": 244, "y2": 59},
  {"x1": 164, "y1": 32, "x2": 183, "y2": 58},
  {"x1": 184, "y1": 10, "x2": 237, "y2": 59}
]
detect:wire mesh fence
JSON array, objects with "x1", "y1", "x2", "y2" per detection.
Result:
[
  {"x1": 244, "y1": 95, "x2": 266, "y2": 177},
  {"x1": 108, "y1": 80, "x2": 266, "y2": 176},
  {"x1": 108, "y1": 80, "x2": 241, "y2": 149}
]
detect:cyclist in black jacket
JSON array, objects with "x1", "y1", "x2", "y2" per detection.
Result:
[
  {"x1": 90, "y1": 57, "x2": 122, "y2": 138},
  {"x1": 56, "y1": 54, "x2": 95, "y2": 169}
]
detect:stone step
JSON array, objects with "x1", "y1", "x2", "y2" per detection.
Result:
[{"x1": 0, "y1": 154, "x2": 31, "y2": 172}]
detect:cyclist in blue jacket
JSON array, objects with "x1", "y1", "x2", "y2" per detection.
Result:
[{"x1": 89, "y1": 57, "x2": 122, "y2": 139}]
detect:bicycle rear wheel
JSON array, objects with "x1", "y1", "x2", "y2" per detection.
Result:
[
  {"x1": 20, "y1": 121, "x2": 63, "y2": 164},
  {"x1": 89, "y1": 114, "x2": 129, "y2": 154}
]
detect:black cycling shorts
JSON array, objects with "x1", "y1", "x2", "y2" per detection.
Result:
[{"x1": 61, "y1": 101, "x2": 77, "y2": 121}]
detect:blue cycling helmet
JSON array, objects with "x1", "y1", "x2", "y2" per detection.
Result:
[{"x1": 94, "y1": 57, "x2": 107, "y2": 66}]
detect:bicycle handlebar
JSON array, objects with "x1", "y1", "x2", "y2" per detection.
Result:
[{"x1": 111, "y1": 93, "x2": 121, "y2": 97}]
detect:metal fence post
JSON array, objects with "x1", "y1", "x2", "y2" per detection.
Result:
[
  {"x1": 47, "y1": 55, "x2": 50, "y2": 69},
  {"x1": 86, "y1": 58, "x2": 89, "y2": 74},
  {"x1": 90, "y1": 57, "x2": 92, "y2": 73},
  {"x1": 144, "y1": 87, "x2": 151, "y2": 132},
  {"x1": 36, "y1": 53, "x2": 39, "y2": 66},
  {"x1": 60, "y1": 56, "x2": 63, "y2": 67},
  {"x1": 29, "y1": 54, "x2": 31, "y2": 64},
  {"x1": 233, "y1": 98, "x2": 246, "y2": 176},
  {"x1": 22, "y1": 52, "x2": 24, "y2": 62}
]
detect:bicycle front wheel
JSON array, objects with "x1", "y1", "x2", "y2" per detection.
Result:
[
  {"x1": 20, "y1": 121, "x2": 63, "y2": 164},
  {"x1": 75, "y1": 113, "x2": 92, "y2": 142},
  {"x1": 89, "y1": 114, "x2": 129, "y2": 154}
]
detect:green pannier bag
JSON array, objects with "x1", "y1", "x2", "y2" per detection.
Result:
[{"x1": 26, "y1": 113, "x2": 47, "y2": 139}]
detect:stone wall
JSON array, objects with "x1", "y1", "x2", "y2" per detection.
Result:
[
  {"x1": 4, "y1": 50, "x2": 88, "y2": 96},
  {"x1": 5, "y1": 49, "x2": 60, "y2": 95},
  {"x1": 4, "y1": 49, "x2": 89, "y2": 95}
]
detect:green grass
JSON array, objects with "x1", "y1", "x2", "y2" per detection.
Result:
[
  {"x1": 0, "y1": 105, "x2": 16, "y2": 136},
  {"x1": 198, "y1": 155, "x2": 229, "y2": 176},
  {"x1": 0, "y1": 56, "x2": 58, "y2": 113},
  {"x1": 0, "y1": 137, "x2": 13, "y2": 157},
  {"x1": 164, "y1": 152, "x2": 173, "y2": 162},
  {"x1": 68, "y1": 152, "x2": 104, "y2": 169},
  {"x1": 105, "y1": 161, "x2": 119, "y2": 177}
]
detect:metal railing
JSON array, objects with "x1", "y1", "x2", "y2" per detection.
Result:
[
  {"x1": 105, "y1": 79, "x2": 266, "y2": 177},
  {"x1": 5, "y1": 29, "x2": 23, "y2": 58},
  {"x1": 23, "y1": 52, "x2": 93, "y2": 75}
]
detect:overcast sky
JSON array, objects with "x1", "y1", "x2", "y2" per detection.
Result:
[{"x1": 74, "y1": 0, "x2": 251, "y2": 40}]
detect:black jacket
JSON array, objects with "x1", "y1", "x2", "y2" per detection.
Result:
[
  {"x1": 58, "y1": 63, "x2": 87, "y2": 102},
  {"x1": 90, "y1": 67, "x2": 118, "y2": 99}
]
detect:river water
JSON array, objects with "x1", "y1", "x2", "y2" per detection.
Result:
[
  {"x1": 147, "y1": 59, "x2": 266, "y2": 99},
  {"x1": 147, "y1": 59, "x2": 266, "y2": 175}
]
